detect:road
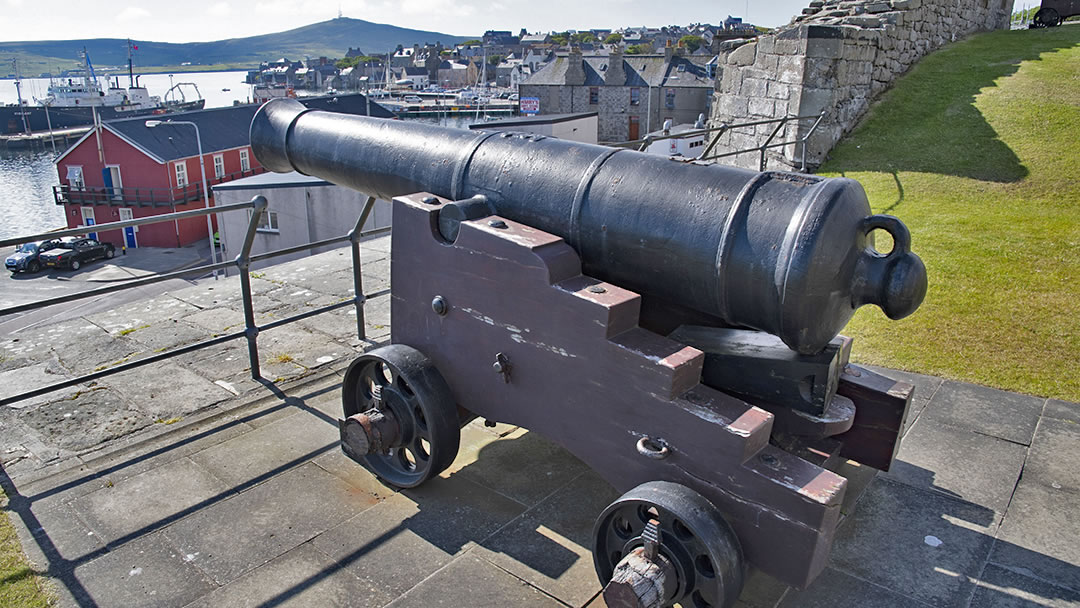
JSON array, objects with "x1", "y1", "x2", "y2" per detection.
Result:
[{"x1": 0, "y1": 244, "x2": 209, "y2": 337}]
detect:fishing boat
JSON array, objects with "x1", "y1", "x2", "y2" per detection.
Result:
[{"x1": 1, "y1": 41, "x2": 205, "y2": 135}]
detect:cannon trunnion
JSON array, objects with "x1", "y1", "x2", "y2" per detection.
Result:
[{"x1": 251, "y1": 99, "x2": 925, "y2": 607}]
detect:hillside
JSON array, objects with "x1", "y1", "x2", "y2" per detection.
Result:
[
  {"x1": 1, "y1": 18, "x2": 474, "y2": 75},
  {"x1": 824, "y1": 25, "x2": 1080, "y2": 401}
]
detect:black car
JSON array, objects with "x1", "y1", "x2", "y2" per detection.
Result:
[
  {"x1": 6, "y1": 238, "x2": 62, "y2": 274},
  {"x1": 38, "y1": 237, "x2": 116, "y2": 271}
]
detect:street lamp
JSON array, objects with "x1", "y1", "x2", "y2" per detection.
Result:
[{"x1": 146, "y1": 119, "x2": 219, "y2": 279}]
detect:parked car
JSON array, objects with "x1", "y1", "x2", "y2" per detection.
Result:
[
  {"x1": 509, "y1": 93, "x2": 519, "y2": 101},
  {"x1": 5, "y1": 238, "x2": 62, "y2": 274},
  {"x1": 403, "y1": 95, "x2": 423, "y2": 104},
  {"x1": 37, "y1": 237, "x2": 115, "y2": 271}
]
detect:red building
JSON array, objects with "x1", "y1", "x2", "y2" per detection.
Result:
[
  {"x1": 53, "y1": 94, "x2": 396, "y2": 248},
  {"x1": 54, "y1": 105, "x2": 266, "y2": 248}
]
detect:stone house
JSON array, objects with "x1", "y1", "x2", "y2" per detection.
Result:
[{"x1": 519, "y1": 47, "x2": 714, "y2": 143}]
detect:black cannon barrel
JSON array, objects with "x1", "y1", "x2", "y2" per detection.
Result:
[{"x1": 250, "y1": 99, "x2": 926, "y2": 354}]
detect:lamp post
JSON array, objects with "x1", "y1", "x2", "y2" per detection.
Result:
[{"x1": 146, "y1": 119, "x2": 219, "y2": 279}]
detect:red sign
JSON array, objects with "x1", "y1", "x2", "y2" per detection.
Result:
[{"x1": 520, "y1": 97, "x2": 540, "y2": 114}]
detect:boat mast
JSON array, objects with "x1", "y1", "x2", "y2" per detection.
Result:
[
  {"x1": 127, "y1": 39, "x2": 135, "y2": 87},
  {"x1": 12, "y1": 59, "x2": 31, "y2": 134}
]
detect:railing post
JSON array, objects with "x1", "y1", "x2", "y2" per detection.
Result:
[
  {"x1": 236, "y1": 196, "x2": 267, "y2": 380},
  {"x1": 349, "y1": 196, "x2": 377, "y2": 341},
  {"x1": 237, "y1": 195, "x2": 267, "y2": 380}
]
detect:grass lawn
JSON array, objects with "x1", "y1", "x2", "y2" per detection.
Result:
[
  {"x1": 0, "y1": 490, "x2": 53, "y2": 607},
  {"x1": 822, "y1": 26, "x2": 1080, "y2": 401}
]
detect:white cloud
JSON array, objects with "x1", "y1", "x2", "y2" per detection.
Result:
[
  {"x1": 208, "y1": 2, "x2": 231, "y2": 16},
  {"x1": 7, "y1": 0, "x2": 26, "y2": 7},
  {"x1": 116, "y1": 6, "x2": 151, "y2": 21}
]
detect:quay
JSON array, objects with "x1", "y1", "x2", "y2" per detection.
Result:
[
  {"x1": 0, "y1": 236, "x2": 1076, "y2": 607},
  {"x1": 0, "y1": 125, "x2": 91, "y2": 152}
]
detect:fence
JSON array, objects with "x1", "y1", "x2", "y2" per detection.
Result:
[
  {"x1": 0, "y1": 195, "x2": 383, "y2": 407},
  {"x1": 612, "y1": 111, "x2": 827, "y2": 172}
]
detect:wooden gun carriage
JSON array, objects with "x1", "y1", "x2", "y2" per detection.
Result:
[{"x1": 250, "y1": 99, "x2": 928, "y2": 608}]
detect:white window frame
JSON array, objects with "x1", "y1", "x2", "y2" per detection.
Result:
[
  {"x1": 239, "y1": 149, "x2": 251, "y2": 172},
  {"x1": 213, "y1": 154, "x2": 225, "y2": 179},
  {"x1": 67, "y1": 165, "x2": 85, "y2": 190},
  {"x1": 249, "y1": 208, "x2": 280, "y2": 233},
  {"x1": 174, "y1": 161, "x2": 188, "y2": 188}
]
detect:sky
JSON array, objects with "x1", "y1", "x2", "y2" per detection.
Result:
[{"x1": 0, "y1": 0, "x2": 812, "y2": 43}]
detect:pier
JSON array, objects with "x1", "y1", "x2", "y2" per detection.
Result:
[{"x1": 0, "y1": 125, "x2": 90, "y2": 152}]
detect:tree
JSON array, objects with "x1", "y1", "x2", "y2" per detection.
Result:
[
  {"x1": 461, "y1": 39, "x2": 482, "y2": 46},
  {"x1": 678, "y1": 35, "x2": 704, "y2": 53},
  {"x1": 550, "y1": 31, "x2": 570, "y2": 45},
  {"x1": 487, "y1": 54, "x2": 504, "y2": 65},
  {"x1": 604, "y1": 33, "x2": 623, "y2": 45},
  {"x1": 626, "y1": 43, "x2": 653, "y2": 55},
  {"x1": 571, "y1": 32, "x2": 596, "y2": 44}
]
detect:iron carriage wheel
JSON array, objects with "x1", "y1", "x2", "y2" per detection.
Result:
[
  {"x1": 1034, "y1": 7, "x2": 1061, "y2": 26},
  {"x1": 341, "y1": 344, "x2": 460, "y2": 489},
  {"x1": 593, "y1": 481, "x2": 745, "y2": 608}
]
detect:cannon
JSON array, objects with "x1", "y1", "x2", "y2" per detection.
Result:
[{"x1": 251, "y1": 99, "x2": 928, "y2": 608}]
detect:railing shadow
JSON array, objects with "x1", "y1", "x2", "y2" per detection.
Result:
[{"x1": 4, "y1": 374, "x2": 1077, "y2": 607}]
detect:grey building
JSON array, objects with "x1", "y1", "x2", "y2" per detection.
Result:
[
  {"x1": 518, "y1": 47, "x2": 714, "y2": 143},
  {"x1": 212, "y1": 172, "x2": 391, "y2": 275}
]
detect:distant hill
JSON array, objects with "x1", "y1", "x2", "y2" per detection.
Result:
[{"x1": 1, "y1": 18, "x2": 474, "y2": 75}]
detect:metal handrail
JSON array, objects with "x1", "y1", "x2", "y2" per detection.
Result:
[
  {"x1": 612, "y1": 111, "x2": 827, "y2": 172},
  {"x1": 0, "y1": 195, "x2": 379, "y2": 407}
]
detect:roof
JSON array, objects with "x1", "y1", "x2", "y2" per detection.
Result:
[
  {"x1": 211, "y1": 171, "x2": 331, "y2": 191},
  {"x1": 468, "y1": 112, "x2": 598, "y2": 129},
  {"x1": 522, "y1": 54, "x2": 713, "y2": 88},
  {"x1": 56, "y1": 94, "x2": 397, "y2": 165}
]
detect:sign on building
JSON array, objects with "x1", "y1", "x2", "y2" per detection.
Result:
[{"x1": 520, "y1": 97, "x2": 540, "y2": 115}]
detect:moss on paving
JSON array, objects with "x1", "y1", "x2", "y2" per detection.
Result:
[
  {"x1": 821, "y1": 26, "x2": 1080, "y2": 401},
  {"x1": 0, "y1": 490, "x2": 54, "y2": 607}
]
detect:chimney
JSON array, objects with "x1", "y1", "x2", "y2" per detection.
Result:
[
  {"x1": 605, "y1": 46, "x2": 625, "y2": 85},
  {"x1": 565, "y1": 46, "x2": 585, "y2": 86},
  {"x1": 664, "y1": 40, "x2": 674, "y2": 62}
]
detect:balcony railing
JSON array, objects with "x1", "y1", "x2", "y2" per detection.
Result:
[{"x1": 54, "y1": 166, "x2": 268, "y2": 207}]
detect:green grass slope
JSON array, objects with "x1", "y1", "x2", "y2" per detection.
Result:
[{"x1": 823, "y1": 26, "x2": 1080, "y2": 401}]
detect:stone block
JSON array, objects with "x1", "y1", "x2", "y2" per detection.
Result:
[
  {"x1": 775, "y1": 39, "x2": 801, "y2": 55},
  {"x1": 892, "y1": 0, "x2": 921, "y2": 8},
  {"x1": 475, "y1": 470, "x2": 619, "y2": 607},
  {"x1": 777, "y1": 55, "x2": 804, "y2": 84},
  {"x1": 920, "y1": 381, "x2": 1043, "y2": 446},
  {"x1": 311, "y1": 475, "x2": 524, "y2": 597},
  {"x1": 720, "y1": 68, "x2": 741, "y2": 94},
  {"x1": 104, "y1": 364, "x2": 233, "y2": 420},
  {"x1": 1044, "y1": 398, "x2": 1080, "y2": 424},
  {"x1": 452, "y1": 429, "x2": 589, "y2": 507},
  {"x1": 69, "y1": 532, "x2": 216, "y2": 608},
  {"x1": 885, "y1": 417, "x2": 1027, "y2": 514},
  {"x1": 728, "y1": 42, "x2": 757, "y2": 66},
  {"x1": 189, "y1": 409, "x2": 338, "y2": 486},
  {"x1": 718, "y1": 94, "x2": 749, "y2": 117},
  {"x1": 767, "y1": 80, "x2": 791, "y2": 100},
  {"x1": 830, "y1": 477, "x2": 998, "y2": 606},
  {"x1": 19, "y1": 387, "x2": 151, "y2": 453},
  {"x1": 990, "y1": 477, "x2": 1080, "y2": 592},
  {"x1": 162, "y1": 463, "x2": 380, "y2": 584},
  {"x1": 779, "y1": 567, "x2": 924, "y2": 607},
  {"x1": 844, "y1": 15, "x2": 883, "y2": 27},
  {"x1": 72, "y1": 456, "x2": 231, "y2": 544},
  {"x1": 755, "y1": 35, "x2": 776, "y2": 55},
  {"x1": 388, "y1": 553, "x2": 564, "y2": 608},
  {"x1": 741, "y1": 77, "x2": 769, "y2": 98},
  {"x1": 806, "y1": 35, "x2": 845, "y2": 58},
  {"x1": 880, "y1": 10, "x2": 905, "y2": 25},
  {"x1": 185, "y1": 543, "x2": 394, "y2": 608},
  {"x1": 749, "y1": 97, "x2": 776, "y2": 117},
  {"x1": 971, "y1": 562, "x2": 1080, "y2": 607}
]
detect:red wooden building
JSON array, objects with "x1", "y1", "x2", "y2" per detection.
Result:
[
  {"x1": 53, "y1": 94, "x2": 396, "y2": 248},
  {"x1": 54, "y1": 105, "x2": 266, "y2": 249}
]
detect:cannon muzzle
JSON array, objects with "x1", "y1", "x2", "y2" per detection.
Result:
[{"x1": 250, "y1": 98, "x2": 926, "y2": 354}]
